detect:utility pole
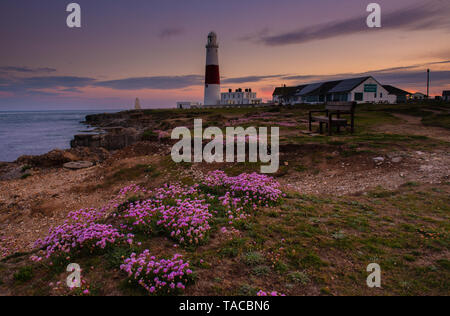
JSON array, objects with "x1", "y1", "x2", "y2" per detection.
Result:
[{"x1": 427, "y1": 69, "x2": 430, "y2": 99}]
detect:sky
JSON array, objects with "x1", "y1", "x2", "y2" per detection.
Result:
[{"x1": 0, "y1": 0, "x2": 449, "y2": 110}]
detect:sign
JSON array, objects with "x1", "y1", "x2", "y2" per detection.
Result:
[{"x1": 364, "y1": 84, "x2": 378, "y2": 93}]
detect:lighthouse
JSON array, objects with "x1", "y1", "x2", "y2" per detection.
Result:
[{"x1": 204, "y1": 32, "x2": 221, "y2": 106}]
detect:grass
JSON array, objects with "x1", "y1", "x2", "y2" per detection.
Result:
[
  {"x1": 2, "y1": 176, "x2": 449, "y2": 296},
  {"x1": 99, "y1": 164, "x2": 160, "y2": 188},
  {"x1": 422, "y1": 113, "x2": 450, "y2": 130},
  {"x1": 13, "y1": 266, "x2": 34, "y2": 283}
]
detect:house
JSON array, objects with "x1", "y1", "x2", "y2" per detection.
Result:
[
  {"x1": 443, "y1": 91, "x2": 450, "y2": 102},
  {"x1": 411, "y1": 92, "x2": 426, "y2": 100},
  {"x1": 382, "y1": 85, "x2": 411, "y2": 104},
  {"x1": 221, "y1": 88, "x2": 262, "y2": 105},
  {"x1": 272, "y1": 76, "x2": 391, "y2": 105}
]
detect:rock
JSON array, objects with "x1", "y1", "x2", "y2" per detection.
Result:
[
  {"x1": 391, "y1": 157, "x2": 403, "y2": 163},
  {"x1": 63, "y1": 161, "x2": 94, "y2": 170},
  {"x1": 373, "y1": 157, "x2": 385, "y2": 165},
  {"x1": 71, "y1": 128, "x2": 141, "y2": 150},
  {"x1": 419, "y1": 165, "x2": 434, "y2": 172},
  {"x1": 16, "y1": 150, "x2": 80, "y2": 167}
]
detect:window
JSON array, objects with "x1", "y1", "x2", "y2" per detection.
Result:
[
  {"x1": 380, "y1": 93, "x2": 383, "y2": 98},
  {"x1": 374, "y1": 93, "x2": 377, "y2": 98},
  {"x1": 355, "y1": 93, "x2": 363, "y2": 101}
]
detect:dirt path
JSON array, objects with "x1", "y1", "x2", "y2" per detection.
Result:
[
  {"x1": 375, "y1": 114, "x2": 450, "y2": 142},
  {"x1": 282, "y1": 150, "x2": 450, "y2": 196}
]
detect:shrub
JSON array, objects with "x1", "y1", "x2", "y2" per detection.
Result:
[
  {"x1": 120, "y1": 196, "x2": 213, "y2": 246},
  {"x1": 120, "y1": 251, "x2": 194, "y2": 295},
  {"x1": 35, "y1": 208, "x2": 128, "y2": 258},
  {"x1": 157, "y1": 198, "x2": 212, "y2": 245}
]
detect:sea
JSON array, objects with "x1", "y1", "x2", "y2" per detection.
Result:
[{"x1": 0, "y1": 110, "x2": 117, "y2": 162}]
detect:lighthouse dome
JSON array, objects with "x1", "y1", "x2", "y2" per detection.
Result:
[{"x1": 207, "y1": 32, "x2": 218, "y2": 46}]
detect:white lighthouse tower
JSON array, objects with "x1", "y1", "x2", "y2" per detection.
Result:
[{"x1": 204, "y1": 32, "x2": 221, "y2": 106}]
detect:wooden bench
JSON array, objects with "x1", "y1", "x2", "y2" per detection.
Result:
[{"x1": 309, "y1": 102, "x2": 356, "y2": 136}]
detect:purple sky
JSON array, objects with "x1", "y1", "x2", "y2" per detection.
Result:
[{"x1": 0, "y1": 0, "x2": 449, "y2": 110}]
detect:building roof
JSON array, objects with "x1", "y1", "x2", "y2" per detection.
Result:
[
  {"x1": 272, "y1": 76, "x2": 373, "y2": 97},
  {"x1": 383, "y1": 85, "x2": 411, "y2": 96},
  {"x1": 301, "y1": 80, "x2": 342, "y2": 96},
  {"x1": 443, "y1": 91, "x2": 450, "y2": 97},
  {"x1": 273, "y1": 85, "x2": 306, "y2": 96},
  {"x1": 328, "y1": 77, "x2": 371, "y2": 93}
]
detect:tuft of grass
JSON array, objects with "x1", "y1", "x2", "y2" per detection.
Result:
[
  {"x1": 288, "y1": 271, "x2": 310, "y2": 285},
  {"x1": 300, "y1": 253, "x2": 328, "y2": 268},
  {"x1": 105, "y1": 247, "x2": 135, "y2": 269},
  {"x1": 142, "y1": 130, "x2": 158, "y2": 141},
  {"x1": 252, "y1": 265, "x2": 271, "y2": 276},
  {"x1": 21, "y1": 165, "x2": 32, "y2": 173},
  {"x1": 242, "y1": 251, "x2": 265, "y2": 266},
  {"x1": 21, "y1": 173, "x2": 31, "y2": 180},
  {"x1": 436, "y1": 259, "x2": 450, "y2": 271},
  {"x1": 238, "y1": 284, "x2": 258, "y2": 296},
  {"x1": 13, "y1": 266, "x2": 34, "y2": 283}
]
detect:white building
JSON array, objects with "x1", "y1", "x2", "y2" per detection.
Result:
[
  {"x1": 177, "y1": 102, "x2": 202, "y2": 109},
  {"x1": 134, "y1": 98, "x2": 142, "y2": 110},
  {"x1": 221, "y1": 88, "x2": 262, "y2": 105},
  {"x1": 273, "y1": 76, "x2": 393, "y2": 105}
]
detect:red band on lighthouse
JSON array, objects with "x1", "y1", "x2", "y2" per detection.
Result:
[{"x1": 205, "y1": 65, "x2": 220, "y2": 85}]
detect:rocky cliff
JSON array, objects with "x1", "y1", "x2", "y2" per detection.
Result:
[{"x1": 71, "y1": 110, "x2": 174, "y2": 150}]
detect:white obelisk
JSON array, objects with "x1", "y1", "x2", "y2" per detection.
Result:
[
  {"x1": 204, "y1": 32, "x2": 221, "y2": 106},
  {"x1": 135, "y1": 98, "x2": 141, "y2": 110}
]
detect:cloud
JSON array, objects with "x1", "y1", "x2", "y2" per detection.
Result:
[
  {"x1": 222, "y1": 75, "x2": 284, "y2": 85},
  {"x1": 20, "y1": 76, "x2": 96, "y2": 89},
  {"x1": 158, "y1": 27, "x2": 185, "y2": 39},
  {"x1": 0, "y1": 76, "x2": 96, "y2": 95},
  {"x1": 0, "y1": 66, "x2": 57, "y2": 74},
  {"x1": 95, "y1": 75, "x2": 203, "y2": 90},
  {"x1": 258, "y1": 1, "x2": 450, "y2": 46},
  {"x1": 281, "y1": 61, "x2": 450, "y2": 86}
]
